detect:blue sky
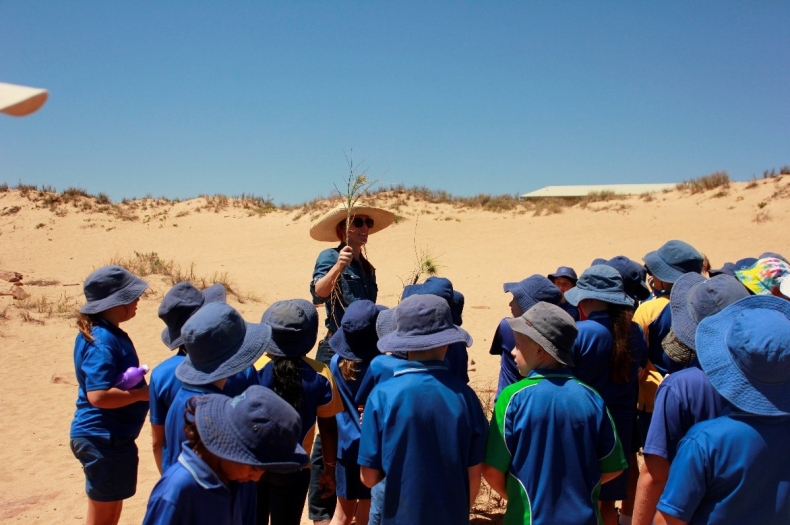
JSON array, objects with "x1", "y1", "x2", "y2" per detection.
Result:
[{"x1": 2, "y1": 2, "x2": 788, "y2": 204}]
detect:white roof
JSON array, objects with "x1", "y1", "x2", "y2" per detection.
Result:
[
  {"x1": 521, "y1": 183, "x2": 676, "y2": 198},
  {"x1": 0, "y1": 82, "x2": 48, "y2": 117}
]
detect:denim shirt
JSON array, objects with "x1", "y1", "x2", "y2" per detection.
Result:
[{"x1": 310, "y1": 245, "x2": 377, "y2": 332}]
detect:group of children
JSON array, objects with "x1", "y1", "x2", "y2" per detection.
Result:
[{"x1": 70, "y1": 203, "x2": 790, "y2": 525}]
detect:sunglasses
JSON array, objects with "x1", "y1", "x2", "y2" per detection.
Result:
[{"x1": 351, "y1": 217, "x2": 374, "y2": 229}]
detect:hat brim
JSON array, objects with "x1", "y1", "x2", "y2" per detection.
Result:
[
  {"x1": 309, "y1": 204, "x2": 396, "y2": 242},
  {"x1": 196, "y1": 394, "x2": 309, "y2": 472},
  {"x1": 176, "y1": 322, "x2": 271, "y2": 384},
  {"x1": 696, "y1": 295, "x2": 790, "y2": 416},
  {"x1": 161, "y1": 326, "x2": 184, "y2": 351},
  {"x1": 564, "y1": 287, "x2": 634, "y2": 308},
  {"x1": 506, "y1": 317, "x2": 574, "y2": 367},
  {"x1": 161, "y1": 284, "x2": 227, "y2": 350},
  {"x1": 781, "y1": 277, "x2": 790, "y2": 299},
  {"x1": 80, "y1": 277, "x2": 149, "y2": 314},
  {"x1": 643, "y1": 251, "x2": 684, "y2": 284},
  {"x1": 503, "y1": 282, "x2": 536, "y2": 313},
  {"x1": 669, "y1": 272, "x2": 707, "y2": 350},
  {"x1": 375, "y1": 308, "x2": 396, "y2": 339},
  {"x1": 377, "y1": 325, "x2": 472, "y2": 353}
]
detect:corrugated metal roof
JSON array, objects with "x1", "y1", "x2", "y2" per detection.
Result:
[{"x1": 521, "y1": 183, "x2": 677, "y2": 198}]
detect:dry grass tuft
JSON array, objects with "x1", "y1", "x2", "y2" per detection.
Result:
[
  {"x1": 754, "y1": 210, "x2": 772, "y2": 223},
  {"x1": 676, "y1": 171, "x2": 730, "y2": 194}
]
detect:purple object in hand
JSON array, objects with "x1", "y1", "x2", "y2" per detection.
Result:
[{"x1": 114, "y1": 365, "x2": 149, "y2": 390}]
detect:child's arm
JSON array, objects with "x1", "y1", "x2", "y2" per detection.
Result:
[
  {"x1": 481, "y1": 464, "x2": 507, "y2": 499},
  {"x1": 360, "y1": 466, "x2": 384, "y2": 488},
  {"x1": 316, "y1": 416, "x2": 338, "y2": 496},
  {"x1": 86, "y1": 384, "x2": 149, "y2": 409},
  {"x1": 468, "y1": 463, "x2": 482, "y2": 509},
  {"x1": 151, "y1": 424, "x2": 165, "y2": 474}
]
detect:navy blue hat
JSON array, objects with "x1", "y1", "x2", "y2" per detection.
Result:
[
  {"x1": 759, "y1": 252, "x2": 788, "y2": 263},
  {"x1": 564, "y1": 265, "x2": 634, "y2": 308},
  {"x1": 710, "y1": 257, "x2": 758, "y2": 277},
  {"x1": 80, "y1": 265, "x2": 148, "y2": 314},
  {"x1": 696, "y1": 295, "x2": 790, "y2": 416},
  {"x1": 670, "y1": 273, "x2": 750, "y2": 351},
  {"x1": 330, "y1": 300, "x2": 380, "y2": 361},
  {"x1": 547, "y1": 266, "x2": 578, "y2": 283},
  {"x1": 196, "y1": 385, "x2": 309, "y2": 472},
  {"x1": 375, "y1": 307, "x2": 395, "y2": 339},
  {"x1": 176, "y1": 302, "x2": 271, "y2": 385},
  {"x1": 605, "y1": 256, "x2": 651, "y2": 302},
  {"x1": 402, "y1": 276, "x2": 454, "y2": 304},
  {"x1": 378, "y1": 294, "x2": 472, "y2": 353},
  {"x1": 261, "y1": 299, "x2": 319, "y2": 358},
  {"x1": 591, "y1": 258, "x2": 608, "y2": 266},
  {"x1": 158, "y1": 282, "x2": 226, "y2": 350},
  {"x1": 451, "y1": 290, "x2": 465, "y2": 326},
  {"x1": 643, "y1": 240, "x2": 703, "y2": 284},
  {"x1": 503, "y1": 275, "x2": 562, "y2": 314}
]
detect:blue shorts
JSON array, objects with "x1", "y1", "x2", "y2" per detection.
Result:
[
  {"x1": 335, "y1": 458, "x2": 370, "y2": 501},
  {"x1": 71, "y1": 436, "x2": 139, "y2": 502}
]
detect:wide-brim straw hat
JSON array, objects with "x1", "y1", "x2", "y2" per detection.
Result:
[
  {"x1": 0, "y1": 82, "x2": 48, "y2": 117},
  {"x1": 309, "y1": 202, "x2": 395, "y2": 242}
]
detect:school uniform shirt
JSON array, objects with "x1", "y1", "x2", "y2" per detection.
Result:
[
  {"x1": 311, "y1": 246, "x2": 378, "y2": 333},
  {"x1": 142, "y1": 443, "x2": 245, "y2": 525},
  {"x1": 256, "y1": 355, "x2": 344, "y2": 455},
  {"x1": 70, "y1": 319, "x2": 149, "y2": 439},
  {"x1": 558, "y1": 300, "x2": 580, "y2": 322},
  {"x1": 358, "y1": 360, "x2": 488, "y2": 525},
  {"x1": 149, "y1": 354, "x2": 185, "y2": 426},
  {"x1": 488, "y1": 319, "x2": 520, "y2": 398},
  {"x1": 643, "y1": 366, "x2": 726, "y2": 462},
  {"x1": 445, "y1": 341, "x2": 470, "y2": 384},
  {"x1": 354, "y1": 354, "x2": 407, "y2": 408},
  {"x1": 329, "y1": 355, "x2": 370, "y2": 462},
  {"x1": 658, "y1": 412, "x2": 790, "y2": 524},
  {"x1": 484, "y1": 369, "x2": 627, "y2": 525}
]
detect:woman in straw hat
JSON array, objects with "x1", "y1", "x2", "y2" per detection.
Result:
[{"x1": 308, "y1": 202, "x2": 393, "y2": 525}]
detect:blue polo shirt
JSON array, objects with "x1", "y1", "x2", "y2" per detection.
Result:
[
  {"x1": 358, "y1": 360, "x2": 488, "y2": 525},
  {"x1": 658, "y1": 412, "x2": 790, "y2": 524},
  {"x1": 485, "y1": 369, "x2": 627, "y2": 525},
  {"x1": 329, "y1": 355, "x2": 370, "y2": 461},
  {"x1": 70, "y1": 319, "x2": 149, "y2": 439},
  {"x1": 143, "y1": 443, "x2": 244, "y2": 525},
  {"x1": 489, "y1": 319, "x2": 520, "y2": 398},
  {"x1": 445, "y1": 341, "x2": 470, "y2": 384},
  {"x1": 559, "y1": 301, "x2": 580, "y2": 322},
  {"x1": 354, "y1": 354, "x2": 407, "y2": 408},
  {"x1": 149, "y1": 354, "x2": 185, "y2": 426},
  {"x1": 311, "y1": 246, "x2": 378, "y2": 333},
  {"x1": 644, "y1": 366, "x2": 726, "y2": 462}
]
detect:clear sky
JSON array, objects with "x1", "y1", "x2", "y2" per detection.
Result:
[{"x1": 2, "y1": 2, "x2": 788, "y2": 205}]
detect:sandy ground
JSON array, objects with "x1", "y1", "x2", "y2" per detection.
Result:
[{"x1": 0, "y1": 177, "x2": 788, "y2": 524}]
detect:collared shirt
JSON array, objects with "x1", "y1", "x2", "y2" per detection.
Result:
[
  {"x1": 142, "y1": 444, "x2": 243, "y2": 525},
  {"x1": 658, "y1": 412, "x2": 790, "y2": 524},
  {"x1": 358, "y1": 360, "x2": 488, "y2": 525},
  {"x1": 70, "y1": 319, "x2": 149, "y2": 439},
  {"x1": 354, "y1": 353, "x2": 407, "y2": 408},
  {"x1": 311, "y1": 245, "x2": 378, "y2": 332},
  {"x1": 149, "y1": 353, "x2": 185, "y2": 426},
  {"x1": 484, "y1": 369, "x2": 627, "y2": 525}
]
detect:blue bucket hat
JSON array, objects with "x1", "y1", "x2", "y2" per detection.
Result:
[
  {"x1": 503, "y1": 275, "x2": 562, "y2": 314},
  {"x1": 375, "y1": 307, "x2": 395, "y2": 339},
  {"x1": 670, "y1": 273, "x2": 750, "y2": 351},
  {"x1": 605, "y1": 256, "x2": 651, "y2": 302},
  {"x1": 759, "y1": 251, "x2": 788, "y2": 263},
  {"x1": 80, "y1": 265, "x2": 148, "y2": 314},
  {"x1": 564, "y1": 265, "x2": 634, "y2": 308},
  {"x1": 708, "y1": 257, "x2": 757, "y2": 277},
  {"x1": 402, "y1": 277, "x2": 466, "y2": 326},
  {"x1": 451, "y1": 290, "x2": 465, "y2": 326},
  {"x1": 643, "y1": 240, "x2": 704, "y2": 284},
  {"x1": 378, "y1": 294, "x2": 472, "y2": 353},
  {"x1": 260, "y1": 299, "x2": 319, "y2": 358},
  {"x1": 158, "y1": 282, "x2": 226, "y2": 350},
  {"x1": 696, "y1": 295, "x2": 790, "y2": 416},
  {"x1": 547, "y1": 266, "x2": 578, "y2": 283},
  {"x1": 176, "y1": 302, "x2": 271, "y2": 385},
  {"x1": 195, "y1": 385, "x2": 309, "y2": 472},
  {"x1": 330, "y1": 300, "x2": 381, "y2": 361}
]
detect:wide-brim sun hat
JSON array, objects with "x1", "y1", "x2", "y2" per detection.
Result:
[
  {"x1": 503, "y1": 275, "x2": 562, "y2": 314},
  {"x1": 0, "y1": 81, "x2": 48, "y2": 117},
  {"x1": 196, "y1": 385, "x2": 309, "y2": 472},
  {"x1": 735, "y1": 257, "x2": 790, "y2": 295},
  {"x1": 309, "y1": 202, "x2": 396, "y2": 242},
  {"x1": 329, "y1": 300, "x2": 381, "y2": 361},
  {"x1": 375, "y1": 307, "x2": 395, "y2": 339},
  {"x1": 564, "y1": 265, "x2": 634, "y2": 308},
  {"x1": 670, "y1": 273, "x2": 749, "y2": 350},
  {"x1": 377, "y1": 294, "x2": 472, "y2": 353},
  {"x1": 176, "y1": 302, "x2": 271, "y2": 385},
  {"x1": 506, "y1": 302, "x2": 577, "y2": 367},
  {"x1": 643, "y1": 239, "x2": 704, "y2": 284},
  {"x1": 80, "y1": 265, "x2": 149, "y2": 315},
  {"x1": 696, "y1": 295, "x2": 790, "y2": 416},
  {"x1": 605, "y1": 256, "x2": 651, "y2": 302},
  {"x1": 260, "y1": 299, "x2": 319, "y2": 358},
  {"x1": 159, "y1": 282, "x2": 226, "y2": 350}
]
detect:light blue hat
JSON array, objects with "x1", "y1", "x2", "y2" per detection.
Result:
[{"x1": 564, "y1": 265, "x2": 634, "y2": 308}]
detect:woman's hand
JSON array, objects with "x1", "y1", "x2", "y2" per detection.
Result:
[{"x1": 336, "y1": 245, "x2": 354, "y2": 270}]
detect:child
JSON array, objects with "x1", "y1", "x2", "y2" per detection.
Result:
[
  {"x1": 70, "y1": 265, "x2": 150, "y2": 525},
  {"x1": 142, "y1": 385, "x2": 309, "y2": 525},
  {"x1": 328, "y1": 300, "x2": 382, "y2": 525},
  {"x1": 149, "y1": 282, "x2": 225, "y2": 473},
  {"x1": 255, "y1": 299, "x2": 343, "y2": 525},
  {"x1": 547, "y1": 266, "x2": 580, "y2": 321},
  {"x1": 482, "y1": 302, "x2": 627, "y2": 525},
  {"x1": 358, "y1": 294, "x2": 488, "y2": 525}
]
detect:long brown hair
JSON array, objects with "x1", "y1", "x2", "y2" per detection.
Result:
[
  {"x1": 272, "y1": 357, "x2": 304, "y2": 410},
  {"x1": 76, "y1": 313, "x2": 100, "y2": 343},
  {"x1": 608, "y1": 305, "x2": 633, "y2": 384},
  {"x1": 339, "y1": 358, "x2": 360, "y2": 382},
  {"x1": 183, "y1": 396, "x2": 209, "y2": 457}
]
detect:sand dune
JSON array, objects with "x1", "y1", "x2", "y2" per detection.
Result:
[{"x1": 0, "y1": 177, "x2": 788, "y2": 524}]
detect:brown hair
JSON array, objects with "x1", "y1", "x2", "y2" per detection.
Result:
[
  {"x1": 339, "y1": 358, "x2": 359, "y2": 382},
  {"x1": 608, "y1": 305, "x2": 634, "y2": 384},
  {"x1": 183, "y1": 396, "x2": 209, "y2": 457},
  {"x1": 76, "y1": 313, "x2": 100, "y2": 343}
]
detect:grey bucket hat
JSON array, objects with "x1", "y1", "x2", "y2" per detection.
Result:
[{"x1": 506, "y1": 302, "x2": 578, "y2": 367}]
